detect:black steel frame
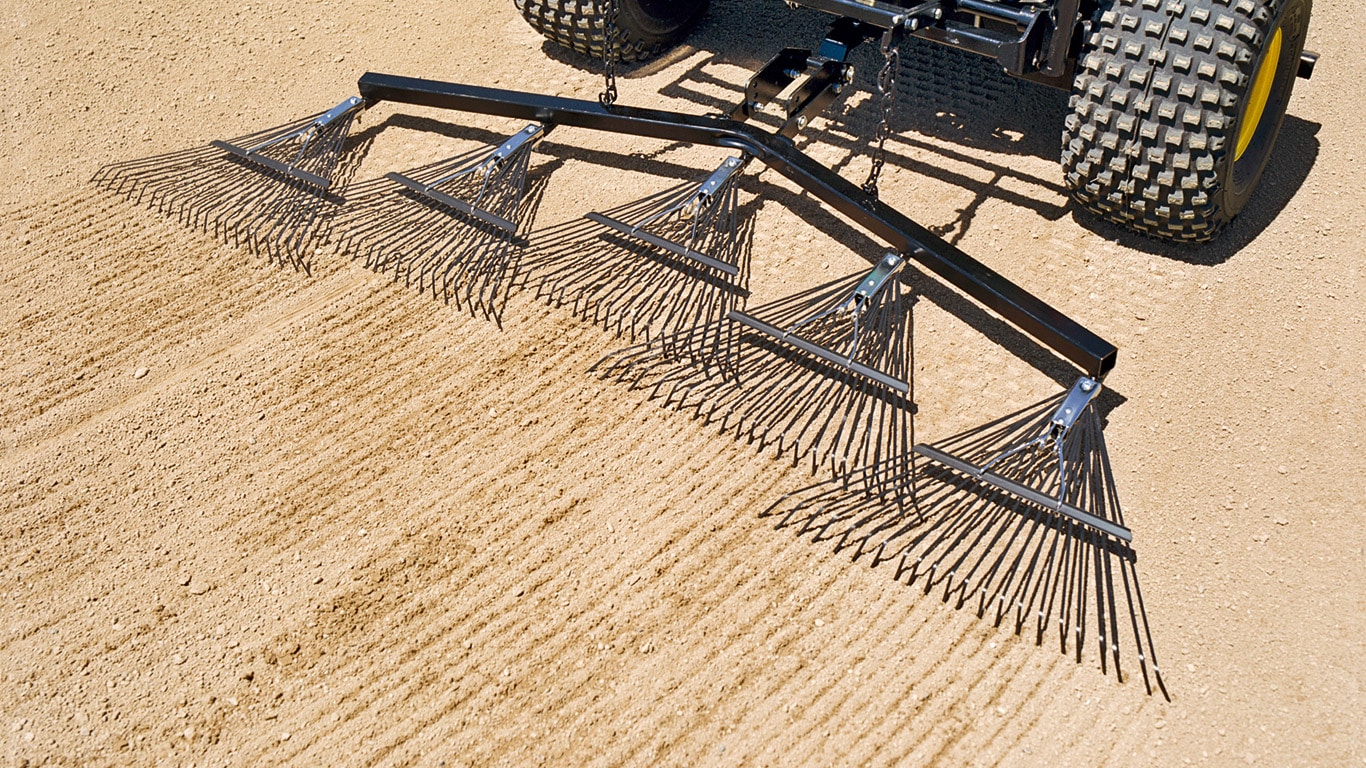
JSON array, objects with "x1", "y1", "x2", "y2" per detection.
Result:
[
  {"x1": 791, "y1": 0, "x2": 1086, "y2": 85},
  {"x1": 358, "y1": 72, "x2": 1117, "y2": 378},
  {"x1": 789, "y1": 0, "x2": 1317, "y2": 85}
]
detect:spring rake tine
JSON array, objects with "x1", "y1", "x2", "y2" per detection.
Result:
[
  {"x1": 331, "y1": 124, "x2": 550, "y2": 321},
  {"x1": 757, "y1": 446, "x2": 1162, "y2": 684},
  {"x1": 92, "y1": 96, "x2": 369, "y2": 271},
  {"x1": 525, "y1": 155, "x2": 753, "y2": 348},
  {"x1": 595, "y1": 256, "x2": 915, "y2": 496},
  {"x1": 915, "y1": 377, "x2": 1132, "y2": 543}
]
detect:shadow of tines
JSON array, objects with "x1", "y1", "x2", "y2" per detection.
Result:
[
  {"x1": 329, "y1": 139, "x2": 561, "y2": 328},
  {"x1": 762, "y1": 394, "x2": 1168, "y2": 698},
  {"x1": 90, "y1": 107, "x2": 373, "y2": 274},
  {"x1": 593, "y1": 268, "x2": 915, "y2": 490}
]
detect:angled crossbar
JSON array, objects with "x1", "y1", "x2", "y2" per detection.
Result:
[{"x1": 355, "y1": 73, "x2": 1117, "y2": 380}]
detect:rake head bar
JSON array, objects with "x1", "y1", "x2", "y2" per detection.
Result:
[
  {"x1": 760, "y1": 456, "x2": 1164, "y2": 695},
  {"x1": 92, "y1": 95, "x2": 371, "y2": 270},
  {"x1": 915, "y1": 378, "x2": 1131, "y2": 542},
  {"x1": 584, "y1": 155, "x2": 748, "y2": 276}
]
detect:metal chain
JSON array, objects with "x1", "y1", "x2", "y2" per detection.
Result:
[
  {"x1": 598, "y1": 0, "x2": 620, "y2": 107},
  {"x1": 861, "y1": 29, "x2": 901, "y2": 198}
]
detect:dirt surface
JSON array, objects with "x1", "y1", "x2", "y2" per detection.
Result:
[{"x1": 2, "y1": 1, "x2": 1362, "y2": 766}]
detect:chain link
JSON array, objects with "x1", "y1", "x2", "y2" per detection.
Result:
[
  {"x1": 861, "y1": 30, "x2": 901, "y2": 198},
  {"x1": 598, "y1": 0, "x2": 620, "y2": 107}
]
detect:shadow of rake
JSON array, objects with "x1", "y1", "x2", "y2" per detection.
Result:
[
  {"x1": 761, "y1": 422, "x2": 1167, "y2": 698},
  {"x1": 91, "y1": 111, "x2": 374, "y2": 273}
]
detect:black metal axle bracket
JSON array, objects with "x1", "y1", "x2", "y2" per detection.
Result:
[{"x1": 357, "y1": 72, "x2": 1117, "y2": 378}]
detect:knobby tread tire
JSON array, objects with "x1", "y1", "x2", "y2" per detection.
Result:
[
  {"x1": 1062, "y1": 0, "x2": 1310, "y2": 242},
  {"x1": 515, "y1": 0, "x2": 706, "y2": 63}
]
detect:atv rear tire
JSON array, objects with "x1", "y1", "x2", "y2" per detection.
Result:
[
  {"x1": 515, "y1": 0, "x2": 709, "y2": 63},
  {"x1": 1062, "y1": 0, "x2": 1311, "y2": 242}
]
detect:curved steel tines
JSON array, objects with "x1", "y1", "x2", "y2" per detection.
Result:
[
  {"x1": 760, "y1": 453, "x2": 1166, "y2": 697},
  {"x1": 914, "y1": 379, "x2": 1132, "y2": 543},
  {"x1": 330, "y1": 128, "x2": 552, "y2": 323},
  {"x1": 729, "y1": 253, "x2": 910, "y2": 393},
  {"x1": 90, "y1": 102, "x2": 369, "y2": 272},
  {"x1": 593, "y1": 269, "x2": 915, "y2": 484},
  {"x1": 522, "y1": 160, "x2": 754, "y2": 347}
]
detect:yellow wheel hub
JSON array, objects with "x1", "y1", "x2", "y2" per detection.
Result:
[{"x1": 1236, "y1": 27, "x2": 1283, "y2": 161}]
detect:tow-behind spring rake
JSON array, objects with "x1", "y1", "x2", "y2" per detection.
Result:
[
  {"x1": 916, "y1": 376, "x2": 1130, "y2": 542},
  {"x1": 93, "y1": 97, "x2": 369, "y2": 271},
  {"x1": 761, "y1": 385, "x2": 1165, "y2": 696},
  {"x1": 332, "y1": 123, "x2": 553, "y2": 321},
  {"x1": 526, "y1": 153, "x2": 754, "y2": 350},
  {"x1": 94, "y1": 7, "x2": 1164, "y2": 682}
]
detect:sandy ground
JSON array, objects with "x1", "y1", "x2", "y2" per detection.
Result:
[{"x1": 2, "y1": 0, "x2": 1363, "y2": 765}]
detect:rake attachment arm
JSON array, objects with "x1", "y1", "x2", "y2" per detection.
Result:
[
  {"x1": 356, "y1": 72, "x2": 1118, "y2": 380},
  {"x1": 210, "y1": 95, "x2": 367, "y2": 190}
]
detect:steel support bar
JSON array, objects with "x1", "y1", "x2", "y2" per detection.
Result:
[
  {"x1": 357, "y1": 72, "x2": 1117, "y2": 378},
  {"x1": 789, "y1": 0, "x2": 914, "y2": 28}
]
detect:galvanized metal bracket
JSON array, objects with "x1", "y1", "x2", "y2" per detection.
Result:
[{"x1": 210, "y1": 96, "x2": 366, "y2": 190}]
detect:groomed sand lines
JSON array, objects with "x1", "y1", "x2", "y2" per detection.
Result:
[{"x1": 1, "y1": 187, "x2": 1174, "y2": 767}]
